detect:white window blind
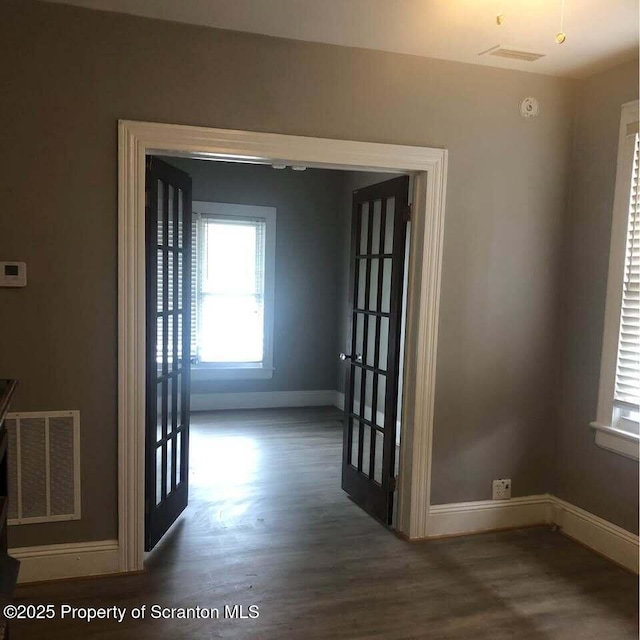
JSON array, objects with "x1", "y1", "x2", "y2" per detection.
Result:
[
  {"x1": 194, "y1": 215, "x2": 266, "y2": 364},
  {"x1": 614, "y1": 133, "x2": 640, "y2": 408}
]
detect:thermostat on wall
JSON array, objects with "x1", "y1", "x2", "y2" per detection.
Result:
[{"x1": 0, "y1": 262, "x2": 27, "y2": 287}]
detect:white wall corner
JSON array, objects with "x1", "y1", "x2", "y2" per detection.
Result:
[{"x1": 10, "y1": 540, "x2": 120, "y2": 584}]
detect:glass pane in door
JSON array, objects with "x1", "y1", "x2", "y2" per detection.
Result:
[
  {"x1": 384, "y1": 198, "x2": 395, "y2": 254},
  {"x1": 352, "y1": 366, "x2": 362, "y2": 417},
  {"x1": 373, "y1": 431, "x2": 384, "y2": 484},
  {"x1": 378, "y1": 317, "x2": 389, "y2": 370},
  {"x1": 350, "y1": 419, "x2": 359, "y2": 468},
  {"x1": 359, "y1": 202, "x2": 369, "y2": 254},
  {"x1": 363, "y1": 370, "x2": 374, "y2": 422},
  {"x1": 155, "y1": 446, "x2": 162, "y2": 505},
  {"x1": 376, "y1": 375, "x2": 386, "y2": 429},
  {"x1": 357, "y1": 261, "x2": 366, "y2": 309},
  {"x1": 366, "y1": 315, "x2": 377, "y2": 367},
  {"x1": 368, "y1": 259, "x2": 379, "y2": 311},
  {"x1": 361, "y1": 424, "x2": 371, "y2": 476},
  {"x1": 380, "y1": 259, "x2": 392, "y2": 313},
  {"x1": 354, "y1": 313, "x2": 364, "y2": 356},
  {"x1": 371, "y1": 200, "x2": 382, "y2": 254}
]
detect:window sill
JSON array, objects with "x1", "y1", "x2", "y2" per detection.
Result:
[
  {"x1": 589, "y1": 422, "x2": 640, "y2": 461},
  {"x1": 191, "y1": 365, "x2": 274, "y2": 381}
]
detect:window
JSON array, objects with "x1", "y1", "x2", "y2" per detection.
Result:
[
  {"x1": 592, "y1": 101, "x2": 639, "y2": 460},
  {"x1": 191, "y1": 202, "x2": 276, "y2": 380}
]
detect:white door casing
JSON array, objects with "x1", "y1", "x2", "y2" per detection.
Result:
[{"x1": 118, "y1": 120, "x2": 448, "y2": 572}]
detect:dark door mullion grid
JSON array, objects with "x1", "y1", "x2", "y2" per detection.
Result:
[
  {"x1": 145, "y1": 156, "x2": 192, "y2": 552},
  {"x1": 369, "y1": 197, "x2": 387, "y2": 482},
  {"x1": 351, "y1": 199, "x2": 389, "y2": 482},
  {"x1": 381, "y1": 189, "x2": 408, "y2": 495},
  {"x1": 155, "y1": 369, "x2": 186, "y2": 383},
  {"x1": 161, "y1": 180, "x2": 169, "y2": 504},
  {"x1": 346, "y1": 202, "x2": 363, "y2": 468},
  {"x1": 353, "y1": 309, "x2": 390, "y2": 318},
  {"x1": 155, "y1": 424, "x2": 187, "y2": 447},
  {"x1": 349, "y1": 363, "x2": 387, "y2": 376},
  {"x1": 145, "y1": 176, "x2": 158, "y2": 527},
  {"x1": 355, "y1": 253, "x2": 393, "y2": 259},
  {"x1": 180, "y1": 188, "x2": 191, "y2": 503},
  {"x1": 357, "y1": 201, "x2": 375, "y2": 473},
  {"x1": 171, "y1": 187, "x2": 179, "y2": 494},
  {"x1": 348, "y1": 413, "x2": 384, "y2": 433},
  {"x1": 341, "y1": 175, "x2": 409, "y2": 526}
]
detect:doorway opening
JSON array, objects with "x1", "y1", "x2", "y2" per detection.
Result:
[
  {"x1": 145, "y1": 156, "x2": 411, "y2": 553},
  {"x1": 118, "y1": 121, "x2": 447, "y2": 572}
]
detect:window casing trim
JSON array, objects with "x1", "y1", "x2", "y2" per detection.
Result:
[
  {"x1": 191, "y1": 201, "x2": 276, "y2": 381},
  {"x1": 591, "y1": 100, "x2": 639, "y2": 460}
]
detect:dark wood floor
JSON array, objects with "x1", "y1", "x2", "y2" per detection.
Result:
[{"x1": 14, "y1": 407, "x2": 639, "y2": 639}]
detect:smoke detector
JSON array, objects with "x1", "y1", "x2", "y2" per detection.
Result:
[
  {"x1": 520, "y1": 97, "x2": 540, "y2": 118},
  {"x1": 479, "y1": 45, "x2": 545, "y2": 62}
]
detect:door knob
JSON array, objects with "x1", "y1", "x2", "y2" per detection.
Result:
[{"x1": 339, "y1": 352, "x2": 363, "y2": 363}]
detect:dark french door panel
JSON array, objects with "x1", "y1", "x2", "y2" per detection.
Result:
[
  {"x1": 341, "y1": 175, "x2": 410, "y2": 525},
  {"x1": 145, "y1": 156, "x2": 192, "y2": 551}
]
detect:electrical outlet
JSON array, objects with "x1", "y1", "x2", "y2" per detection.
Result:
[{"x1": 492, "y1": 478, "x2": 511, "y2": 500}]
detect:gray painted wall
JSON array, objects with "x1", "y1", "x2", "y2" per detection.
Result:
[
  {"x1": 555, "y1": 60, "x2": 639, "y2": 534},
  {"x1": 1, "y1": 0, "x2": 590, "y2": 548},
  {"x1": 162, "y1": 158, "x2": 344, "y2": 396}
]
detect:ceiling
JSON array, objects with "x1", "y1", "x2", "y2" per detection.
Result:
[{"x1": 42, "y1": 0, "x2": 639, "y2": 78}]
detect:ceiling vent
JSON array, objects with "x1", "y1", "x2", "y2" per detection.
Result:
[{"x1": 479, "y1": 45, "x2": 545, "y2": 62}]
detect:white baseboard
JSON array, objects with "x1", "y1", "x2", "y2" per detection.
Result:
[
  {"x1": 550, "y1": 496, "x2": 639, "y2": 573},
  {"x1": 190, "y1": 389, "x2": 337, "y2": 412},
  {"x1": 427, "y1": 494, "x2": 639, "y2": 574},
  {"x1": 428, "y1": 495, "x2": 551, "y2": 537},
  {"x1": 8, "y1": 499, "x2": 638, "y2": 582},
  {"x1": 10, "y1": 539, "x2": 120, "y2": 584}
]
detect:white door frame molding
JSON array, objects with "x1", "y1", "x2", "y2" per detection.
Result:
[{"x1": 118, "y1": 120, "x2": 448, "y2": 572}]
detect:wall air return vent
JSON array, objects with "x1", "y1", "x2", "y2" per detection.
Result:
[
  {"x1": 479, "y1": 45, "x2": 546, "y2": 62},
  {"x1": 5, "y1": 411, "x2": 80, "y2": 525}
]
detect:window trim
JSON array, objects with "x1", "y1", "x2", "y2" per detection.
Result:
[
  {"x1": 590, "y1": 100, "x2": 639, "y2": 460},
  {"x1": 191, "y1": 201, "x2": 276, "y2": 381}
]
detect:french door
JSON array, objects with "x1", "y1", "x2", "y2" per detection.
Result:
[
  {"x1": 145, "y1": 156, "x2": 192, "y2": 551},
  {"x1": 341, "y1": 175, "x2": 410, "y2": 525}
]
